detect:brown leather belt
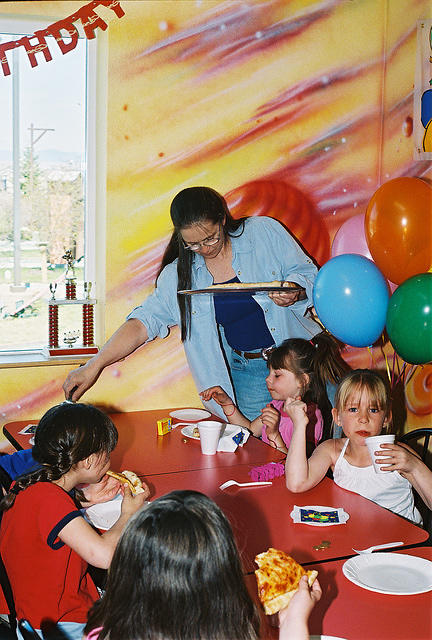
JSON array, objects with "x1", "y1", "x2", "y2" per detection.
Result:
[{"x1": 232, "y1": 349, "x2": 264, "y2": 360}]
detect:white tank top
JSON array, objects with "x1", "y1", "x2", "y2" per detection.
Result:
[{"x1": 333, "y1": 439, "x2": 422, "y2": 524}]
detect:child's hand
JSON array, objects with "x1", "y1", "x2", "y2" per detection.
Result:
[
  {"x1": 120, "y1": 483, "x2": 149, "y2": 518},
  {"x1": 375, "y1": 443, "x2": 421, "y2": 475},
  {"x1": 200, "y1": 386, "x2": 233, "y2": 408},
  {"x1": 279, "y1": 576, "x2": 322, "y2": 640},
  {"x1": 80, "y1": 474, "x2": 121, "y2": 506},
  {"x1": 283, "y1": 396, "x2": 308, "y2": 425},
  {"x1": 260, "y1": 404, "x2": 281, "y2": 436}
]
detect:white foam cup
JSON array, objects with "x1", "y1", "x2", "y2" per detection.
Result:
[
  {"x1": 365, "y1": 434, "x2": 395, "y2": 473},
  {"x1": 197, "y1": 420, "x2": 223, "y2": 455}
]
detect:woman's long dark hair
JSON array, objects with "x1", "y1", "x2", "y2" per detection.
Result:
[
  {"x1": 158, "y1": 187, "x2": 246, "y2": 341},
  {"x1": 85, "y1": 490, "x2": 260, "y2": 640},
  {"x1": 0, "y1": 403, "x2": 118, "y2": 510},
  {"x1": 267, "y1": 331, "x2": 351, "y2": 440}
]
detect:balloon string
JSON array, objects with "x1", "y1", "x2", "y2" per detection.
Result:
[
  {"x1": 405, "y1": 364, "x2": 419, "y2": 387},
  {"x1": 368, "y1": 346, "x2": 379, "y2": 371},
  {"x1": 391, "y1": 350, "x2": 396, "y2": 387},
  {"x1": 393, "y1": 360, "x2": 406, "y2": 388},
  {"x1": 380, "y1": 338, "x2": 391, "y2": 383}
]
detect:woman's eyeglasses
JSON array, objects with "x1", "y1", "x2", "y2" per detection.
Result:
[{"x1": 181, "y1": 224, "x2": 222, "y2": 251}]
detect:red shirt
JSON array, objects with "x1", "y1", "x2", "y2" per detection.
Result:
[{"x1": 0, "y1": 482, "x2": 99, "y2": 628}]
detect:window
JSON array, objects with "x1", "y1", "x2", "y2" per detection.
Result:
[{"x1": 0, "y1": 16, "x2": 98, "y2": 354}]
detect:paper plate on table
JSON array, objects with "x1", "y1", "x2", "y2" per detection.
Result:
[
  {"x1": 342, "y1": 553, "x2": 432, "y2": 595},
  {"x1": 290, "y1": 505, "x2": 349, "y2": 526},
  {"x1": 310, "y1": 636, "x2": 348, "y2": 639},
  {"x1": 169, "y1": 409, "x2": 211, "y2": 421},
  {"x1": 181, "y1": 423, "x2": 236, "y2": 440},
  {"x1": 85, "y1": 496, "x2": 150, "y2": 531}
]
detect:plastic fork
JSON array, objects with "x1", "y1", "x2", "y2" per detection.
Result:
[
  {"x1": 219, "y1": 480, "x2": 272, "y2": 490},
  {"x1": 352, "y1": 541, "x2": 404, "y2": 554}
]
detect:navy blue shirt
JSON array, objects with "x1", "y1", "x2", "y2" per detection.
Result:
[
  {"x1": 0, "y1": 449, "x2": 38, "y2": 481},
  {"x1": 214, "y1": 277, "x2": 274, "y2": 351}
]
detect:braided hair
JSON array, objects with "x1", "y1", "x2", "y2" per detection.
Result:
[{"x1": 0, "y1": 403, "x2": 118, "y2": 510}]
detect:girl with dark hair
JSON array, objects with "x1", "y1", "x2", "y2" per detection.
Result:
[
  {"x1": 0, "y1": 403, "x2": 148, "y2": 640},
  {"x1": 63, "y1": 186, "x2": 320, "y2": 420},
  {"x1": 84, "y1": 490, "x2": 321, "y2": 640},
  {"x1": 201, "y1": 331, "x2": 350, "y2": 454}
]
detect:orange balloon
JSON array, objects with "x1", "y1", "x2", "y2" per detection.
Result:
[{"x1": 365, "y1": 177, "x2": 432, "y2": 284}]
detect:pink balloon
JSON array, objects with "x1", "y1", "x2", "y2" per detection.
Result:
[
  {"x1": 331, "y1": 214, "x2": 398, "y2": 293},
  {"x1": 331, "y1": 213, "x2": 372, "y2": 259}
]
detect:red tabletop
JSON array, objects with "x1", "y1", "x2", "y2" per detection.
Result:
[
  {"x1": 145, "y1": 468, "x2": 429, "y2": 571},
  {"x1": 2, "y1": 410, "x2": 284, "y2": 475},
  {"x1": 246, "y1": 546, "x2": 432, "y2": 639}
]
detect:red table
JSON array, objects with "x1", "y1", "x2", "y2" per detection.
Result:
[
  {"x1": 146, "y1": 468, "x2": 429, "y2": 571},
  {"x1": 246, "y1": 546, "x2": 432, "y2": 639},
  {"x1": 2, "y1": 410, "x2": 285, "y2": 475}
]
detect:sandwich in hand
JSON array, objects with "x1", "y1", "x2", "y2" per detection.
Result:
[
  {"x1": 255, "y1": 547, "x2": 318, "y2": 614},
  {"x1": 106, "y1": 469, "x2": 145, "y2": 495}
]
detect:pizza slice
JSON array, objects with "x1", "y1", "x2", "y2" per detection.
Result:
[
  {"x1": 106, "y1": 469, "x2": 145, "y2": 495},
  {"x1": 208, "y1": 280, "x2": 299, "y2": 290},
  {"x1": 255, "y1": 548, "x2": 318, "y2": 615}
]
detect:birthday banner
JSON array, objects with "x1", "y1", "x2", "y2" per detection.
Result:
[
  {"x1": 414, "y1": 19, "x2": 432, "y2": 159},
  {"x1": 0, "y1": 0, "x2": 124, "y2": 77}
]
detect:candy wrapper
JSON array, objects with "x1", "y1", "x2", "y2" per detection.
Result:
[{"x1": 290, "y1": 505, "x2": 350, "y2": 526}]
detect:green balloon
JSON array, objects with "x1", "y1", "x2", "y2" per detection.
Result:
[{"x1": 386, "y1": 273, "x2": 432, "y2": 364}]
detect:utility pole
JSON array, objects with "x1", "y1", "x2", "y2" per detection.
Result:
[{"x1": 28, "y1": 123, "x2": 55, "y2": 200}]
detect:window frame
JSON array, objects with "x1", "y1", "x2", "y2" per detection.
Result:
[{"x1": 0, "y1": 13, "x2": 107, "y2": 363}]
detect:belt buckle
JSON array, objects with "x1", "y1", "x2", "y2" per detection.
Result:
[{"x1": 261, "y1": 346, "x2": 274, "y2": 361}]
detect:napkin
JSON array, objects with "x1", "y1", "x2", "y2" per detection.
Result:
[
  {"x1": 290, "y1": 505, "x2": 349, "y2": 525},
  {"x1": 217, "y1": 425, "x2": 250, "y2": 452}
]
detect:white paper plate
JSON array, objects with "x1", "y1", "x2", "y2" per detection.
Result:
[
  {"x1": 343, "y1": 553, "x2": 432, "y2": 595},
  {"x1": 181, "y1": 423, "x2": 237, "y2": 440},
  {"x1": 291, "y1": 505, "x2": 349, "y2": 526},
  {"x1": 310, "y1": 636, "x2": 348, "y2": 639},
  {"x1": 85, "y1": 497, "x2": 150, "y2": 531},
  {"x1": 169, "y1": 408, "x2": 211, "y2": 421},
  {"x1": 85, "y1": 494, "x2": 123, "y2": 530}
]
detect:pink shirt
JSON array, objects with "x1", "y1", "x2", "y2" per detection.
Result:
[{"x1": 261, "y1": 400, "x2": 323, "y2": 449}]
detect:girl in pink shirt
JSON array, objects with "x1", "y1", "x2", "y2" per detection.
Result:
[{"x1": 202, "y1": 331, "x2": 350, "y2": 455}]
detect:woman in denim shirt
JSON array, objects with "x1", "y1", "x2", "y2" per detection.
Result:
[{"x1": 63, "y1": 187, "x2": 320, "y2": 419}]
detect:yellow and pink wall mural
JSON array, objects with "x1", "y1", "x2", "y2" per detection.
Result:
[{"x1": 0, "y1": 0, "x2": 431, "y2": 446}]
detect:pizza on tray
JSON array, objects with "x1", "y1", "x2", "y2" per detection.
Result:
[
  {"x1": 255, "y1": 548, "x2": 318, "y2": 615},
  {"x1": 208, "y1": 280, "x2": 298, "y2": 290}
]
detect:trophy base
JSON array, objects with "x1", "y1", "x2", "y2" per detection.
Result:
[{"x1": 44, "y1": 346, "x2": 99, "y2": 357}]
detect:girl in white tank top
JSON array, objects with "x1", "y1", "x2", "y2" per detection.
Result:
[{"x1": 285, "y1": 370, "x2": 424, "y2": 525}]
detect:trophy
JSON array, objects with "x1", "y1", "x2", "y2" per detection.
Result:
[
  {"x1": 62, "y1": 249, "x2": 77, "y2": 300},
  {"x1": 45, "y1": 255, "x2": 98, "y2": 357}
]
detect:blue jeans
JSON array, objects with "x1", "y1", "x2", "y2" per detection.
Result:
[
  {"x1": 219, "y1": 327, "x2": 272, "y2": 421},
  {"x1": 17, "y1": 621, "x2": 86, "y2": 640}
]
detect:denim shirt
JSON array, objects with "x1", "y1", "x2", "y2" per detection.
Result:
[{"x1": 127, "y1": 216, "x2": 320, "y2": 417}]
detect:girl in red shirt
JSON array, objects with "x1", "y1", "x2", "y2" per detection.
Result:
[{"x1": 0, "y1": 402, "x2": 148, "y2": 640}]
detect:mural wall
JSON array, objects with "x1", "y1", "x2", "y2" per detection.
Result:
[{"x1": 0, "y1": 0, "x2": 431, "y2": 445}]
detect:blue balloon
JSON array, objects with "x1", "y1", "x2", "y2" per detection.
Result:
[{"x1": 313, "y1": 254, "x2": 389, "y2": 347}]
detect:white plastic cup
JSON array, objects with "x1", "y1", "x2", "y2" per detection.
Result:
[
  {"x1": 365, "y1": 434, "x2": 395, "y2": 473},
  {"x1": 197, "y1": 420, "x2": 223, "y2": 455}
]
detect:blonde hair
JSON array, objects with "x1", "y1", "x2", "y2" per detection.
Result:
[{"x1": 334, "y1": 369, "x2": 391, "y2": 417}]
